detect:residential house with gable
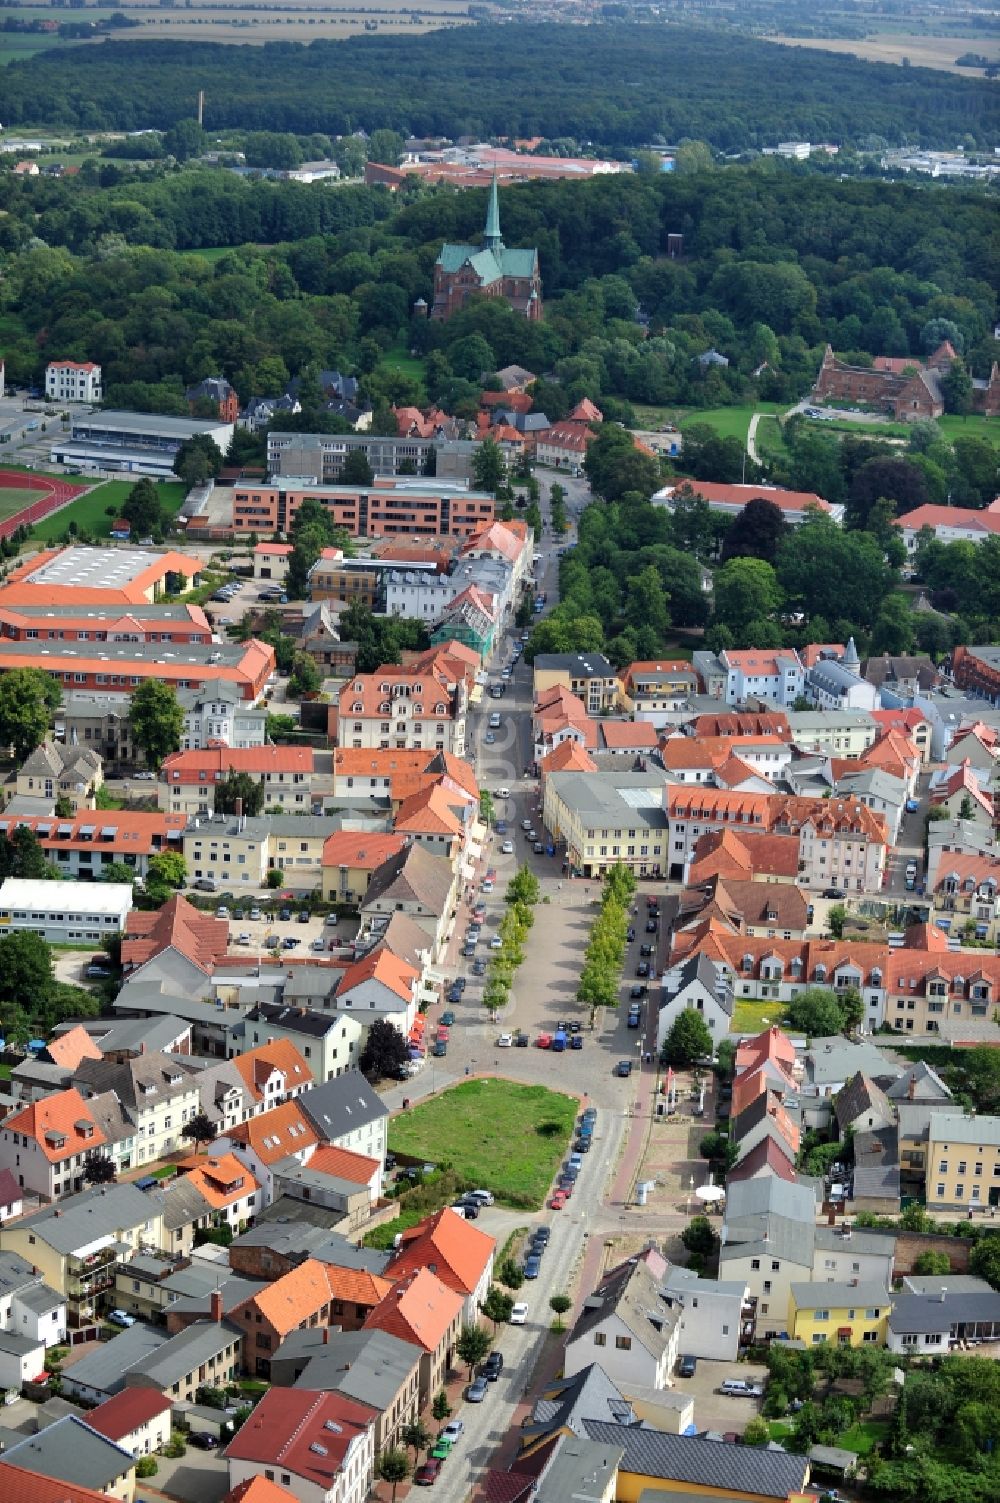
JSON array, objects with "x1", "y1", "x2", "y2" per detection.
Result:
[
  {"x1": 224, "y1": 1386, "x2": 376, "y2": 1503},
  {"x1": 363, "y1": 1266, "x2": 463, "y2": 1405},
  {"x1": 241, "y1": 1006, "x2": 362, "y2": 1087},
  {"x1": 0, "y1": 1089, "x2": 108, "y2": 1202},
  {"x1": 563, "y1": 1248, "x2": 680, "y2": 1390},
  {"x1": 386, "y1": 1207, "x2": 494, "y2": 1324}
]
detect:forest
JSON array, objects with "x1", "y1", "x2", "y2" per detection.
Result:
[
  {"x1": 0, "y1": 164, "x2": 995, "y2": 419},
  {"x1": 2, "y1": 23, "x2": 997, "y2": 148}
]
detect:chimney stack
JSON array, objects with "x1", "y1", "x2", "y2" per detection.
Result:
[
  {"x1": 210, "y1": 1290, "x2": 224, "y2": 1322},
  {"x1": 322, "y1": 1327, "x2": 329, "y2": 1345},
  {"x1": 235, "y1": 798, "x2": 243, "y2": 819}
]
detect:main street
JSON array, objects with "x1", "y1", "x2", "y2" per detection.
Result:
[{"x1": 376, "y1": 472, "x2": 675, "y2": 1501}]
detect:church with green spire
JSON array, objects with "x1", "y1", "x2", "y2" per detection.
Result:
[{"x1": 431, "y1": 176, "x2": 542, "y2": 322}]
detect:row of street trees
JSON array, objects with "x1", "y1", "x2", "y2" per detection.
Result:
[
  {"x1": 577, "y1": 862, "x2": 636, "y2": 1026},
  {"x1": 482, "y1": 865, "x2": 540, "y2": 1019}
]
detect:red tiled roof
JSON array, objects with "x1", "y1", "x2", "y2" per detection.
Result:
[
  {"x1": 224, "y1": 1388, "x2": 375, "y2": 1480},
  {"x1": 86, "y1": 1387, "x2": 173, "y2": 1441},
  {"x1": 896, "y1": 504, "x2": 1000, "y2": 536},
  {"x1": 539, "y1": 741, "x2": 597, "y2": 776},
  {"x1": 177, "y1": 1153, "x2": 259, "y2": 1210},
  {"x1": 225, "y1": 1479, "x2": 299, "y2": 1503},
  {"x1": 122, "y1": 894, "x2": 229, "y2": 976},
  {"x1": 2, "y1": 810, "x2": 186, "y2": 858},
  {"x1": 0, "y1": 1463, "x2": 110, "y2": 1503},
  {"x1": 726, "y1": 1134, "x2": 797, "y2": 1184},
  {"x1": 598, "y1": 720, "x2": 658, "y2": 749}
]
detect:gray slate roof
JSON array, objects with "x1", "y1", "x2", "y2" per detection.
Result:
[
  {"x1": 888, "y1": 1291, "x2": 1000, "y2": 1333},
  {"x1": 526, "y1": 1362, "x2": 635, "y2": 1440},
  {"x1": 290, "y1": 1328, "x2": 422, "y2": 1409},
  {"x1": 0, "y1": 1416, "x2": 134, "y2": 1490},
  {"x1": 61, "y1": 1322, "x2": 168, "y2": 1396},
  {"x1": 581, "y1": 1423, "x2": 809, "y2": 1498},
  {"x1": 853, "y1": 1126, "x2": 900, "y2": 1201},
  {"x1": 12, "y1": 1182, "x2": 160, "y2": 1254},
  {"x1": 568, "y1": 1258, "x2": 678, "y2": 1363},
  {"x1": 298, "y1": 1070, "x2": 388, "y2": 1141},
  {"x1": 127, "y1": 1318, "x2": 244, "y2": 1389},
  {"x1": 790, "y1": 1280, "x2": 889, "y2": 1310},
  {"x1": 834, "y1": 1071, "x2": 894, "y2": 1132},
  {"x1": 724, "y1": 1175, "x2": 816, "y2": 1226},
  {"x1": 887, "y1": 1061, "x2": 952, "y2": 1102}
]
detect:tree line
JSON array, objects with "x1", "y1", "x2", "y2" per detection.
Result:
[{"x1": 2, "y1": 24, "x2": 996, "y2": 148}]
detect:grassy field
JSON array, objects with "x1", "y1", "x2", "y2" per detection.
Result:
[
  {"x1": 29, "y1": 479, "x2": 187, "y2": 543},
  {"x1": 387, "y1": 1078, "x2": 579, "y2": 1207},
  {"x1": 634, "y1": 403, "x2": 786, "y2": 446},
  {"x1": 772, "y1": 32, "x2": 997, "y2": 77},
  {"x1": 732, "y1": 998, "x2": 788, "y2": 1035},
  {"x1": 0, "y1": 487, "x2": 44, "y2": 516},
  {"x1": 381, "y1": 343, "x2": 427, "y2": 389},
  {"x1": 838, "y1": 1418, "x2": 891, "y2": 1455}
]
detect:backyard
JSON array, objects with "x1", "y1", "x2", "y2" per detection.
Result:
[
  {"x1": 387, "y1": 1077, "x2": 578, "y2": 1207},
  {"x1": 732, "y1": 998, "x2": 789, "y2": 1035}
]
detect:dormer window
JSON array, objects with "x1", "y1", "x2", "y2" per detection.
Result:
[
  {"x1": 814, "y1": 964, "x2": 827, "y2": 982},
  {"x1": 742, "y1": 953, "x2": 753, "y2": 973}
]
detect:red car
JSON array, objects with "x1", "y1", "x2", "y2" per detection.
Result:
[
  {"x1": 536, "y1": 1033, "x2": 553, "y2": 1049},
  {"x1": 437, "y1": 1026, "x2": 450, "y2": 1041},
  {"x1": 414, "y1": 1457, "x2": 443, "y2": 1486},
  {"x1": 550, "y1": 1190, "x2": 568, "y2": 1210}
]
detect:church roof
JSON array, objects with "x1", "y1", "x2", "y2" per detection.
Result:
[{"x1": 436, "y1": 244, "x2": 537, "y2": 279}]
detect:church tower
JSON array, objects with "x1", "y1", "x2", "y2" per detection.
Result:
[{"x1": 483, "y1": 171, "x2": 503, "y2": 256}]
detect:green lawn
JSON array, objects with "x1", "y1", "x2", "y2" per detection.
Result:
[
  {"x1": 838, "y1": 1417, "x2": 891, "y2": 1455},
  {"x1": 387, "y1": 1078, "x2": 578, "y2": 1208},
  {"x1": 29, "y1": 479, "x2": 188, "y2": 544},
  {"x1": 755, "y1": 413, "x2": 790, "y2": 464},
  {"x1": 182, "y1": 246, "x2": 245, "y2": 262},
  {"x1": 381, "y1": 343, "x2": 427, "y2": 387},
  {"x1": 0, "y1": 488, "x2": 44, "y2": 517},
  {"x1": 938, "y1": 413, "x2": 1000, "y2": 446},
  {"x1": 634, "y1": 403, "x2": 785, "y2": 446},
  {"x1": 732, "y1": 998, "x2": 789, "y2": 1035}
]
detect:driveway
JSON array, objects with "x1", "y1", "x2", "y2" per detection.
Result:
[{"x1": 143, "y1": 1449, "x2": 230, "y2": 1503}]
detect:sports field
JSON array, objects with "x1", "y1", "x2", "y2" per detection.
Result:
[{"x1": 0, "y1": 487, "x2": 44, "y2": 517}]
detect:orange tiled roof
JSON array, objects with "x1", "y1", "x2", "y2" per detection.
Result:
[
  {"x1": 306, "y1": 1143, "x2": 380, "y2": 1186},
  {"x1": 321, "y1": 831, "x2": 407, "y2": 871},
  {"x1": 225, "y1": 1478, "x2": 300, "y2": 1503},
  {"x1": 540, "y1": 740, "x2": 597, "y2": 775},
  {"x1": 4, "y1": 1088, "x2": 105, "y2": 1164},
  {"x1": 231, "y1": 1040, "x2": 311, "y2": 1102},
  {"x1": 226, "y1": 1100, "x2": 319, "y2": 1164},
  {"x1": 122, "y1": 894, "x2": 229, "y2": 976},
  {"x1": 44, "y1": 1025, "x2": 102, "y2": 1071},
  {"x1": 394, "y1": 783, "x2": 465, "y2": 838},
  {"x1": 1, "y1": 810, "x2": 186, "y2": 858},
  {"x1": 735, "y1": 1024, "x2": 797, "y2": 1074},
  {"x1": 688, "y1": 827, "x2": 800, "y2": 883},
  {"x1": 388, "y1": 1206, "x2": 495, "y2": 1298},
  {"x1": 240, "y1": 1258, "x2": 339, "y2": 1338},
  {"x1": 161, "y1": 745, "x2": 314, "y2": 782},
  {"x1": 364, "y1": 1265, "x2": 464, "y2": 1352},
  {"x1": 337, "y1": 946, "x2": 419, "y2": 1003},
  {"x1": 179, "y1": 1152, "x2": 259, "y2": 1210},
  {"x1": 0, "y1": 1463, "x2": 112, "y2": 1503},
  {"x1": 599, "y1": 720, "x2": 659, "y2": 749}
]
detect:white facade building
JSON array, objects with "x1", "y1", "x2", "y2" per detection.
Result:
[
  {"x1": 0, "y1": 878, "x2": 132, "y2": 945},
  {"x1": 721, "y1": 649, "x2": 805, "y2": 708},
  {"x1": 46, "y1": 361, "x2": 103, "y2": 404}
]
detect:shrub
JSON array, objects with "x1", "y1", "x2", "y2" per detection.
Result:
[{"x1": 135, "y1": 1458, "x2": 158, "y2": 1478}]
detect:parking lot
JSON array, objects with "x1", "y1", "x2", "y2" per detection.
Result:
[
  {"x1": 670, "y1": 1356, "x2": 769, "y2": 1435},
  {"x1": 213, "y1": 907, "x2": 353, "y2": 959}
]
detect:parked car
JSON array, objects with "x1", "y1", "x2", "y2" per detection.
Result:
[
  {"x1": 550, "y1": 1190, "x2": 568, "y2": 1209},
  {"x1": 465, "y1": 1379, "x2": 489, "y2": 1403},
  {"x1": 108, "y1": 1309, "x2": 135, "y2": 1327},
  {"x1": 524, "y1": 1254, "x2": 541, "y2": 1278},
  {"x1": 570, "y1": 1034, "x2": 583, "y2": 1049},
  {"x1": 440, "y1": 1420, "x2": 464, "y2": 1443},
  {"x1": 510, "y1": 1301, "x2": 529, "y2": 1325},
  {"x1": 514, "y1": 1031, "x2": 530, "y2": 1047},
  {"x1": 501, "y1": 840, "x2": 514, "y2": 854},
  {"x1": 414, "y1": 1456, "x2": 443, "y2": 1485},
  {"x1": 636, "y1": 962, "x2": 650, "y2": 978},
  {"x1": 497, "y1": 1033, "x2": 513, "y2": 1048},
  {"x1": 480, "y1": 1351, "x2": 504, "y2": 1381},
  {"x1": 678, "y1": 1354, "x2": 698, "y2": 1377},
  {"x1": 433, "y1": 1041, "x2": 447, "y2": 1057},
  {"x1": 617, "y1": 1059, "x2": 633, "y2": 1077},
  {"x1": 573, "y1": 1137, "x2": 592, "y2": 1153},
  {"x1": 189, "y1": 1433, "x2": 219, "y2": 1450},
  {"x1": 441, "y1": 1010, "x2": 456, "y2": 1026},
  {"x1": 466, "y1": 1189, "x2": 494, "y2": 1206},
  {"x1": 536, "y1": 1033, "x2": 553, "y2": 1049},
  {"x1": 630, "y1": 984, "x2": 647, "y2": 1000}
]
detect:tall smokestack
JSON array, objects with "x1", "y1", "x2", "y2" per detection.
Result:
[{"x1": 197, "y1": 90, "x2": 205, "y2": 127}]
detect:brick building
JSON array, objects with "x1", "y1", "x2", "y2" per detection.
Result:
[
  {"x1": 431, "y1": 175, "x2": 541, "y2": 322},
  {"x1": 812, "y1": 343, "x2": 949, "y2": 420}
]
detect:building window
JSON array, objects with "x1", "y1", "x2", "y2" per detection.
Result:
[
  {"x1": 593, "y1": 1332, "x2": 606, "y2": 1346},
  {"x1": 615, "y1": 1335, "x2": 632, "y2": 1350}
]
